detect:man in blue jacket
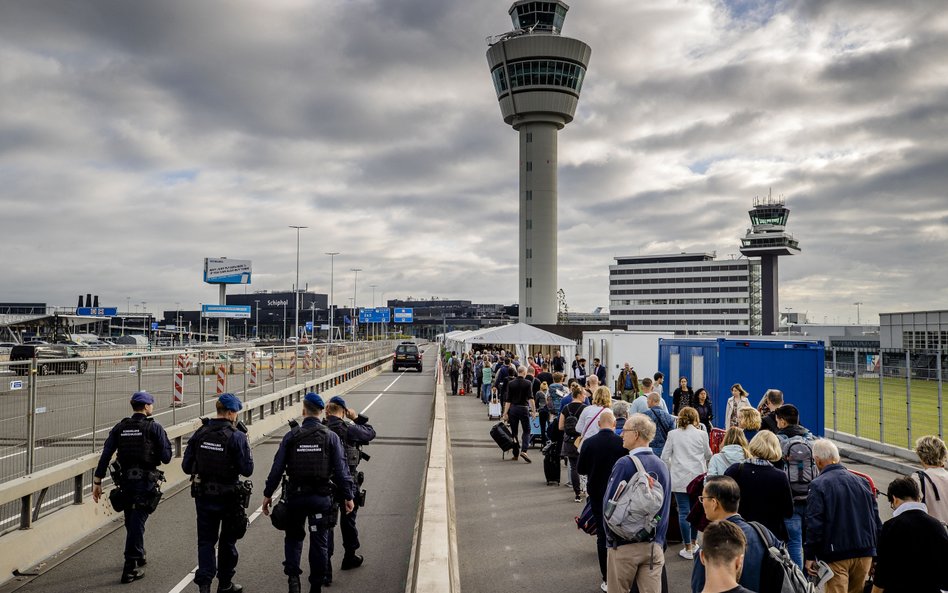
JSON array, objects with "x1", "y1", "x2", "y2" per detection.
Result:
[
  {"x1": 805, "y1": 439, "x2": 882, "y2": 593},
  {"x1": 603, "y1": 413, "x2": 672, "y2": 593},
  {"x1": 691, "y1": 476, "x2": 781, "y2": 593}
]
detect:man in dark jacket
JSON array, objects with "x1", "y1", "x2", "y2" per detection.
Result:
[
  {"x1": 591, "y1": 358, "x2": 607, "y2": 385},
  {"x1": 758, "y1": 389, "x2": 783, "y2": 433},
  {"x1": 603, "y1": 413, "x2": 671, "y2": 593},
  {"x1": 577, "y1": 410, "x2": 627, "y2": 591},
  {"x1": 873, "y1": 477, "x2": 948, "y2": 593},
  {"x1": 805, "y1": 439, "x2": 882, "y2": 593},
  {"x1": 774, "y1": 403, "x2": 814, "y2": 568}
]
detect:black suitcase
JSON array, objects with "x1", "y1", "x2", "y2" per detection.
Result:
[
  {"x1": 543, "y1": 449, "x2": 561, "y2": 485},
  {"x1": 490, "y1": 422, "x2": 515, "y2": 455}
]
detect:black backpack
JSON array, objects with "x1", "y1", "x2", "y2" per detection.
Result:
[
  {"x1": 748, "y1": 521, "x2": 815, "y2": 593},
  {"x1": 564, "y1": 404, "x2": 582, "y2": 438},
  {"x1": 917, "y1": 470, "x2": 942, "y2": 506}
]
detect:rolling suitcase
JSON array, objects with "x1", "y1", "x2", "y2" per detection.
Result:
[
  {"x1": 543, "y1": 444, "x2": 561, "y2": 485},
  {"x1": 490, "y1": 422, "x2": 515, "y2": 457},
  {"x1": 488, "y1": 395, "x2": 502, "y2": 420},
  {"x1": 709, "y1": 428, "x2": 726, "y2": 454}
]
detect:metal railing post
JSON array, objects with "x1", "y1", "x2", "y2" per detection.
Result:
[
  {"x1": 878, "y1": 349, "x2": 885, "y2": 444},
  {"x1": 242, "y1": 348, "x2": 248, "y2": 404},
  {"x1": 26, "y1": 359, "x2": 37, "y2": 475},
  {"x1": 92, "y1": 360, "x2": 99, "y2": 451},
  {"x1": 938, "y1": 347, "x2": 944, "y2": 439},
  {"x1": 137, "y1": 354, "x2": 143, "y2": 392},
  {"x1": 199, "y1": 354, "x2": 206, "y2": 417},
  {"x1": 853, "y1": 349, "x2": 860, "y2": 436},
  {"x1": 905, "y1": 349, "x2": 912, "y2": 448},
  {"x1": 831, "y1": 349, "x2": 838, "y2": 433}
]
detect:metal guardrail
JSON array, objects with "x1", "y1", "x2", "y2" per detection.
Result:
[{"x1": 0, "y1": 341, "x2": 396, "y2": 534}]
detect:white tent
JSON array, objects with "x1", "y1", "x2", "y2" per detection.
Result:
[{"x1": 456, "y1": 323, "x2": 576, "y2": 363}]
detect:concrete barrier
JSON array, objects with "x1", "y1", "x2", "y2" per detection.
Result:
[
  {"x1": 0, "y1": 355, "x2": 392, "y2": 587},
  {"x1": 406, "y1": 355, "x2": 460, "y2": 593}
]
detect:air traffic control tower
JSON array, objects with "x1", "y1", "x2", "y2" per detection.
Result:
[
  {"x1": 739, "y1": 193, "x2": 801, "y2": 335},
  {"x1": 487, "y1": 1, "x2": 591, "y2": 324}
]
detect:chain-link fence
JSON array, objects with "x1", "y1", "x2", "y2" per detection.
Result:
[
  {"x1": 825, "y1": 347, "x2": 945, "y2": 449},
  {"x1": 0, "y1": 340, "x2": 396, "y2": 534}
]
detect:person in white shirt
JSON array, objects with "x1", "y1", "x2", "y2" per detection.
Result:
[
  {"x1": 661, "y1": 407, "x2": 713, "y2": 559},
  {"x1": 575, "y1": 386, "x2": 613, "y2": 445},
  {"x1": 911, "y1": 435, "x2": 948, "y2": 523}
]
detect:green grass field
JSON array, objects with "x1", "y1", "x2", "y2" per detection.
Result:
[{"x1": 825, "y1": 376, "x2": 946, "y2": 449}]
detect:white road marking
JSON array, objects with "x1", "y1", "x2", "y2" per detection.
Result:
[
  {"x1": 166, "y1": 486, "x2": 282, "y2": 593},
  {"x1": 360, "y1": 369, "x2": 407, "y2": 414}
]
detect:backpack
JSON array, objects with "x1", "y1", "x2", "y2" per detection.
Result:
[
  {"x1": 917, "y1": 470, "x2": 942, "y2": 506},
  {"x1": 563, "y1": 404, "x2": 582, "y2": 438},
  {"x1": 604, "y1": 454, "x2": 665, "y2": 542},
  {"x1": 781, "y1": 436, "x2": 817, "y2": 502},
  {"x1": 748, "y1": 521, "x2": 816, "y2": 593},
  {"x1": 450, "y1": 357, "x2": 461, "y2": 372}
]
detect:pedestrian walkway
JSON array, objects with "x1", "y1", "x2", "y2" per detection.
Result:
[{"x1": 446, "y1": 393, "x2": 901, "y2": 593}]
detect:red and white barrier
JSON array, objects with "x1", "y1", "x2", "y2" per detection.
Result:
[
  {"x1": 249, "y1": 358, "x2": 258, "y2": 387},
  {"x1": 289, "y1": 354, "x2": 297, "y2": 377},
  {"x1": 172, "y1": 371, "x2": 184, "y2": 407},
  {"x1": 216, "y1": 364, "x2": 226, "y2": 394}
]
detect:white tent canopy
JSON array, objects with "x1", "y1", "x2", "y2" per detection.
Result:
[{"x1": 450, "y1": 323, "x2": 576, "y2": 363}]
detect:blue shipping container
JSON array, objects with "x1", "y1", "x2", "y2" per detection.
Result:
[{"x1": 658, "y1": 338, "x2": 825, "y2": 437}]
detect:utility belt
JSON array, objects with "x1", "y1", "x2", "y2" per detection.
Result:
[
  {"x1": 120, "y1": 466, "x2": 164, "y2": 483},
  {"x1": 191, "y1": 479, "x2": 254, "y2": 508},
  {"x1": 108, "y1": 462, "x2": 165, "y2": 515},
  {"x1": 285, "y1": 479, "x2": 334, "y2": 498}
]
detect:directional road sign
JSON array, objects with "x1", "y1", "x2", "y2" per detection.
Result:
[{"x1": 394, "y1": 308, "x2": 413, "y2": 323}]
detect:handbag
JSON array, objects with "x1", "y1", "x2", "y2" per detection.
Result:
[{"x1": 574, "y1": 499, "x2": 598, "y2": 535}]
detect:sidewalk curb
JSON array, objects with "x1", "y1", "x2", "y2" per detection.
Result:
[{"x1": 827, "y1": 430, "x2": 921, "y2": 476}]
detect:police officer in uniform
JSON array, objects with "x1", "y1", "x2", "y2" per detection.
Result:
[
  {"x1": 262, "y1": 393, "x2": 354, "y2": 593},
  {"x1": 92, "y1": 391, "x2": 172, "y2": 583},
  {"x1": 323, "y1": 395, "x2": 376, "y2": 584},
  {"x1": 183, "y1": 393, "x2": 254, "y2": 593}
]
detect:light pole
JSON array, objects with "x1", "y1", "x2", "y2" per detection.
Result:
[
  {"x1": 289, "y1": 225, "x2": 308, "y2": 345},
  {"x1": 325, "y1": 252, "x2": 339, "y2": 344},
  {"x1": 351, "y1": 268, "x2": 362, "y2": 341},
  {"x1": 175, "y1": 302, "x2": 180, "y2": 345},
  {"x1": 123, "y1": 296, "x2": 130, "y2": 336},
  {"x1": 370, "y1": 284, "x2": 377, "y2": 341},
  {"x1": 853, "y1": 301, "x2": 863, "y2": 325},
  {"x1": 784, "y1": 307, "x2": 793, "y2": 336},
  {"x1": 254, "y1": 300, "x2": 260, "y2": 339}
]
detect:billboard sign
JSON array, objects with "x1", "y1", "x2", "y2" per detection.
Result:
[
  {"x1": 394, "y1": 308, "x2": 413, "y2": 323},
  {"x1": 202, "y1": 304, "x2": 252, "y2": 319},
  {"x1": 204, "y1": 258, "x2": 252, "y2": 284},
  {"x1": 359, "y1": 308, "x2": 391, "y2": 323},
  {"x1": 76, "y1": 307, "x2": 118, "y2": 317}
]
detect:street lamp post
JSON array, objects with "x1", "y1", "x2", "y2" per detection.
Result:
[
  {"x1": 289, "y1": 225, "x2": 308, "y2": 346},
  {"x1": 325, "y1": 252, "x2": 339, "y2": 344},
  {"x1": 254, "y1": 300, "x2": 260, "y2": 339},
  {"x1": 370, "y1": 284, "x2": 377, "y2": 341},
  {"x1": 351, "y1": 268, "x2": 362, "y2": 341}
]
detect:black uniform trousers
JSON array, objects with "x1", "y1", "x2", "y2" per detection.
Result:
[
  {"x1": 194, "y1": 496, "x2": 240, "y2": 586},
  {"x1": 122, "y1": 479, "x2": 157, "y2": 563},
  {"x1": 283, "y1": 493, "x2": 334, "y2": 588}
]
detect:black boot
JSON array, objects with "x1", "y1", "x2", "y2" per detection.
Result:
[
  {"x1": 288, "y1": 575, "x2": 301, "y2": 593},
  {"x1": 198, "y1": 584, "x2": 212, "y2": 593},
  {"x1": 218, "y1": 582, "x2": 243, "y2": 593},
  {"x1": 120, "y1": 561, "x2": 144, "y2": 584},
  {"x1": 340, "y1": 554, "x2": 363, "y2": 570}
]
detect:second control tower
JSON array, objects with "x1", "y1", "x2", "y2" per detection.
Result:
[{"x1": 487, "y1": 1, "x2": 591, "y2": 324}]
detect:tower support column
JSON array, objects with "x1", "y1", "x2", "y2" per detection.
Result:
[
  {"x1": 519, "y1": 121, "x2": 559, "y2": 324},
  {"x1": 760, "y1": 256, "x2": 779, "y2": 336}
]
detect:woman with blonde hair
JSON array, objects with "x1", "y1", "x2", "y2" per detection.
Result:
[
  {"x1": 724, "y1": 383, "x2": 752, "y2": 428},
  {"x1": 707, "y1": 427, "x2": 749, "y2": 476},
  {"x1": 661, "y1": 406, "x2": 712, "y2": 559},
  {"x1": 724, "y1": 431, "x2": 793, "y2": 541},
  {"x1": 575, "y1": 386, "x2": 613, "y2": 443},
  {"x1": 738, "y1": 407, "x2": 761, "y2": 443},
  {"x1": 912, "y1": 435, "x2": 948, "y2": 522}
]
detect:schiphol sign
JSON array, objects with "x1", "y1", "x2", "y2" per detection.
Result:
[
  {"x1": 204, "y1": 258, "x2": 252, "y2": 284},
  {"x1": 359, "y1": 308, "x2": 391, "y2": 323},
  {"x1": 394, "y1": 308, "x2": 414, "y2": 323},
  {"x1": 202, "y1": 304, "x2": 252, "y2": 319}
]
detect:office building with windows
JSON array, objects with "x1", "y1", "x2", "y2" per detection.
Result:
[{"x1": 609, "y1": 253, "x2": 761, "y2": 335}]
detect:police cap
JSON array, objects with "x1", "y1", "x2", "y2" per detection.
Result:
[
  {"x1": 130, "y1": 391, "x2": 155, "y2": 405},
  {"x1": 304, "y1": 392, "x2": 325, "y2": 409},
  {"x1": 328, "y1": 396, "x2": 346, "y2": 409},
  {"x1": 218, "y1": 393, "x2": 243, "y2": 412}
]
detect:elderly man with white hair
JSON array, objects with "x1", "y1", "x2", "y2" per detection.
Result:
[{"x1": 804, "y1": 439, "x2": 882, "y2": 593}]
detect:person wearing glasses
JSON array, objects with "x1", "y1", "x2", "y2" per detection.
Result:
[{"x1": 690, "y1": 476, "x2": 780, "y2": 593}]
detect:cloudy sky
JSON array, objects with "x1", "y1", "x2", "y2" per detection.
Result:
[{"x1": 1, "y1": 0, "x2": 946, "y2": 324}]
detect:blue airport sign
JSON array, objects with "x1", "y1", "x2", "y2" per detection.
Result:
[
  {"x1": 201, "y1": 304, "x2": 252, "y2": 319},
  {"x1": 359, "y1": 308, "x2": 391, "y2": 323},
  {"x1": 76, "y1": 307, "x2": 118, "y2": 317},
  {"x1": 305, "y1": 321, "x2": 314, "y2": 332},
  {"x1": 394, "y1": 308, "x2": 413, "y2": 323},
  {"x1": 151, "y1": 322, "x2": 159, "y2": 330}
]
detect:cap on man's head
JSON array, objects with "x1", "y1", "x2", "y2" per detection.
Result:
[
  {"x1": 329, "y1": 396, "x2": 347, "y2": 408},
  {"x1": 218, "y1": 393, "x2": 243, "y2": 412},
  {"x1": 304, "y1": 392, "x2": 325, "y2": 409},
  {"x1": 131, "y1": 391, "x2": 155, "y2": 405}
]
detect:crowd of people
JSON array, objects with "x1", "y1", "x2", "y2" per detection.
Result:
[{"x1": 445, "y1": 347, "x2": 948, "y2": 593}]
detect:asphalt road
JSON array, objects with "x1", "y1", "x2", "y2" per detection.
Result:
[
  {"x1": 0, "y1": 347, "x2": 384, "y2": 480},
  {"x1": 0, "y1": 347, "x2": 435, "y2": 593},
  {"x1": 448, "y1": 394, "x2": 901, "y2": 593}
]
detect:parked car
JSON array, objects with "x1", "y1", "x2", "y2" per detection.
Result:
[
  {"x1": 393, "y1": 342, "x2": 422, "y2": 372},
  {"x1": 9, "y1": 344, "x2": 88, "y2": 376},
  {"x1": 0, "y1": 342, "x2": 17, "y2": 355}
]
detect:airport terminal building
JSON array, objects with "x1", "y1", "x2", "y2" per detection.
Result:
[{"x1": 609, "y1": 253, "x2": 761, "y2": 335}]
